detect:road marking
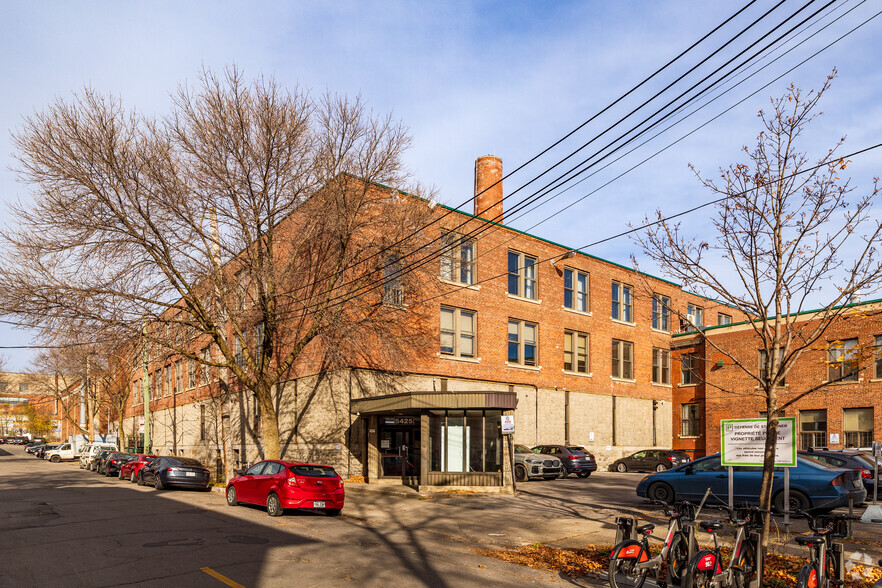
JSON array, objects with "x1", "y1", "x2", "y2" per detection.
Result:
[{"x1": 200, "y1": 567, "x2": 245, "y2": 588}]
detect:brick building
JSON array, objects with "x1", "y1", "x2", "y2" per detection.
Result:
[
  {"x1": 117, "y1": 156, "x2": 744, "y2": 490},
  {"x1": 671, "y1": 300, "x2": 882, "y2": 458},
  {"x1": 0, "y1": 372, "x2": 59, "y2": 438}
]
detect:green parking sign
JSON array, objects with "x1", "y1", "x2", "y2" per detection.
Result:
[{"x1": 721, "y1": 417, "x2": 796, "y2": 467}]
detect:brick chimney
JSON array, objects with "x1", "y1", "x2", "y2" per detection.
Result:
[{"x1": 474, "y1": 155, "x2": 503, "y2": 223}]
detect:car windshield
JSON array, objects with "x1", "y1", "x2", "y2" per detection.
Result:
[
  {"x1": 289, "y1": 465, "x2": 338, "y2": 477},
  {"x1": 514, "y1": 445, "x2": 533, "y2": 454},
  {"x1": 565, "y1": 448, "x2": 587, "y2": 456},
  {"x1": 170, "y1": 458, "x2": 204, "y2": 467}
]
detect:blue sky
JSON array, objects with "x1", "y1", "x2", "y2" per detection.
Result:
[{"x1": 2, "y1": 1, "x2": 881, "y2": 371}]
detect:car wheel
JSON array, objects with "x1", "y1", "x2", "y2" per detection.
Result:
[
  {"x1": 105, "y1": 468, "x2": 112, "y2": 477},
  {"x1": 226, "y1": 487, "x2": 238, "y2": 506},
  {"x1": 577, "y1": 472, "x2": 591, "y2": 478},
  {"x1": 514, "y1": 464, "x2": 528, "y2": 482},
  {"x1": 130, "y1": 471, "x2": 137, "y2": 483},
  {"x1": 655, "y1": 463, "x2": 668, "y2": 472},
  {"x1": 266, "y1": 493, "x2": 284, "y2": 517},
  {"x1": 118, "y1": 469, "x2": 123, "y2": 479},
  {"x1": 559, "y1": 470, "x2": 568, "y2": 479},
  {"x1": 50, "y1": 455, "x2": 60, "y2": 463},
  {"x1": 648, "y1": 482, "x2": 675, "y2": 505},
  {"x1": 138, "y1": 472, "x2": 145, "y2": 486},
  {"x1": 79, "y1": 462, "x2": 84, "y2": 469},
  {"x1": 616, "y1": 462, "x2": 628, "y2": 473},
  {"x1": 325, "y1": 508, "x2": 342, "y2": 517},
  {"x1": 154, "y1": 475, "x2": 163, "y2": 490},
  {"x1": 773, "y1": 490, "x2": 809, "y2": 513}
]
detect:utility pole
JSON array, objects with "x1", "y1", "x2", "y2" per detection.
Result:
[{"x1": 141, "y1": 322, "x2": 151, "y2": 453}]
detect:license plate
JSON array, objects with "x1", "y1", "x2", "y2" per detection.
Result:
[
  {"x1": 313, "y1": 501, "x2": 326, "y2": 508},
  {"x1": 186, "y1": 472, "x2": 196, "y2": 477}
]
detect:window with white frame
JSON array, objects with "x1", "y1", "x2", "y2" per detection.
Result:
[
  {"x1": 759, "y1": 349, "x2": 786, "y2": 386},
  {"x1": 200, "y1": 347, "x2": 211, "y2": 384},
  {"x1": 652, "y1": 348, "x2": 671, "y2": 384},
  {"x1": 440, "y1": 307, "x2": 476, "y2": 359},
  {"x1": 652, "y1": 294, "x2": 670, "y2": 331},
  {"x1": 383, "y1": 255, "x2": 405, "y2": 306},
  {"x1": 133, "y1": 380, "x2": 140, "y2": 405},
  {"x1": 681, "y1": 353, "x2": 699, "y2": 385},
  {"x1": 507, "y1": 251, "x2": 537, "y2": 299},
  {"x1": 843, "y1": 407, "x2": 873, "y2": 447},
  {"x1": 718, "y1": 313, "x2": 732, "y2": 325},
  {"x1": 164, "y1": 366, "x2": 172, "y2": 397},
  {"x1": 827, "y1": 338, "x2": 859, "y2": 382},
  {"x1": 234, "y1": 338, "x2": 244, "y2": 368},
  {"x1": 564, "y1": 330, "x2": 589, "y2": 373},
  {"x1": 686, "y1": 304, "x2": 704, "y2": 330},
  {"x1": 175, "y1": 361, "x2": 183, "y2": 395},
  {"x1": 681, "y1": 403, "x2": 700, "y2": 436},
  {"x1": 611, "y1": 282, "x2": 633, "y2": 322},
  {"x1": 564, "y1": 269, "x2": 589, "y2": 312},
  {"x1": 799, "y1": 410, "x2": 826, "y2": 450},
  {"x1": 611, "y1": 339, "x2": 633, "y2": 379},
  {"x1": 508, "y1": 319, "x2": 537, "y2": 366},
  {"x1": 875, "y1": 335, "x2": 882, "y2": 379},
  {"x1": 187, "y1": 359, "x2": 197, "y2": 389},
  {"x1": 440, "y1": 231, "x2": 475, "y2": 285}
]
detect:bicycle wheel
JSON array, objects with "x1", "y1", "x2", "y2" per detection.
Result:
[
  {"x1": 825, "y1": 547, "x2": 839, "y2": 585},
  {"x1": 683, "y1": 550, "x2": 719, "y2": 588},
  {"x1": 796, "y1": 563, "x2": 821, "y2": 588},
  {"x1": 732, "y1": 540, "x2": 757, "y2": 588},
  {"x1": 667, "y1": 533, "x2": 689, "y2": 584},
  {"x1": 608, "y1": 541, "x2": 649, "y2": 588}
]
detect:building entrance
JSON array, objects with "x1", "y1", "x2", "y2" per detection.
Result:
[{"x1": 378, "y1": 416, "x2": 420, "y2": 485}]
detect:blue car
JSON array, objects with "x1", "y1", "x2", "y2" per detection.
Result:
[{"x1": 635, "y1": 454, "x2": 866, "y2": 512}]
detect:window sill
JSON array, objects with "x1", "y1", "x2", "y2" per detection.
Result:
[
  {"x1": 439, "y1": 354, "x2": 481, "y2": 364},
  {"x1": 562, "y1": 306, "x2": 592, "y2": 317},
  {"x1": 563, "y1": 370, "x2": 592, "y2": 378},
  {"x1": 651, "y1": 382, "x2": 673, "y2": 388},
  {"x1": 506, "y1": 362, "x2": 541, "y2": 371},
  {"x1": 822, "y1": 379, "x2": 862, "y2": 386},
  {"x1": 611, "y1": 318, "x2": 636, "y2": 327},
  {"x1": 439, "y1": 277, "x2": 480, "y2": 291},
  {"x1": 871, "y1": 378, "x2": 882, "y2": 383},
  {"x1": 507, "y1": 293, "x2": 541, "y2": 305},
  {"x1": 678, "y1": 383, "x2": 698, "y2": 388},
  {"x1": 611, "y1": 377, "x2": 636, "y2": 384},
  {"x1": 678, "y1": 435, "x2": 702, "y2": 439},
  {"x1": 651, "y1": 327, "x2": 672, "y2": 334}
]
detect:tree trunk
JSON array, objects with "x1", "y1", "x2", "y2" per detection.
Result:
[
  {"x1": 256, "y1": 380, "x2": 281, "y2": 460},
  {"x1": 758, "y1": 387, "x2": 779, "y2": 549}
]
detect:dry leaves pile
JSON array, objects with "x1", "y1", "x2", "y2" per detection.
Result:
[
  {"x1": 343, "y1": 476, "x2": 366, "y2": 484},
  {"x1": 481, "y1": 544, "x2": 882, "y2": 587}
]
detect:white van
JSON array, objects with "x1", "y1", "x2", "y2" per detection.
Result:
[
  {"x1": 78, "y1": 444, "x2": 94, "y2": 468},
  {"x1": 84, "y1": 443, "x2": 117, "y2": 470},
  {"x1": 45, "y1": 443, "x2": 79, "y2": 462}
]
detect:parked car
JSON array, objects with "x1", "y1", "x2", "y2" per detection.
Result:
[
  {"x1": 532, "y1": 445, "x2": 597, "y2": 478},
  {"x1": 635, "y1": 453, "x2": 867, "y2": 512},
  {"x1": 101, "y1": 452, "x2": 134, "y2": 477},
  {"x1": 25, "y1": 441, "x2": 47, "y2": 454},
  {"x1": 120, "y1": 454, "x2": 158, "y2": 482},
  {"x1": 93, "y1": 450, "x2": 117, "y2": 473},
  {"x1": 82, "y1": 443, "x2": 118, "y2": 470},
  {"x1": 801, "y1": 449, "x2": 881, "y2": 496},
  {"x1": 138, "y1": 456, "x2": 212, "y2": 491},
  {"x1": 35, "y1": 444, "x2": 59, "y2": 459},
  {"x1": 96, "y1": 451, "x2": 127, "y2": 474},
  {"x1": 226, "y1": 460, "x2": 345, "y2": 517},
  {"x1": 610, "y1": 449, "x2": 691, "y2": 473},
  {"x1": 513, "y1": 444, "x2": 563, "y2": 481},
  {"x1": 44, "y1": 443, "x2": 80, "y2": 462}
]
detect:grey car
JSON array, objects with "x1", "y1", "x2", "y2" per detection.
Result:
[{"x1": 513, "y1": 444, "x2": 563, "y2": 481}]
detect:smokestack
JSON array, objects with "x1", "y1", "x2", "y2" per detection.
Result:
[{"x1": 474, "y1": 155, "x2": 503, "y2": 223}]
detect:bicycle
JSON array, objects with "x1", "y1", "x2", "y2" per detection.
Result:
[
  {"x1": 792, "y1": 511, "x2": 857, "y2": 588},
  {"x1": 608, "y1": 500, "x2": 699, "y2": 588},
  {"x1": 682, "y1": 506, "x2": 765, "y2": 588}
]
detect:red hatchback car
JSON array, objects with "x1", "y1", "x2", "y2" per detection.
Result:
[
  {"x1": 226, "y1": 460, "x2": 344, "y2": 517},
  {"x1": 119, "y1": 454, "x2": 158, "y2": 482}
]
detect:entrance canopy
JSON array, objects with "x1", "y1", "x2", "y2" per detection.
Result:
[{"x1": 350, "y1": 391, "x2": 517, "y2": 415}]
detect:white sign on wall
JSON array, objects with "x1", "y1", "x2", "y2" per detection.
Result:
[
  {"x1": 501, "y1": 415, "x2": 515, "y2": 435},
  {"x1": 721, "y1": 417, "x2": 796, "y2": 467}
]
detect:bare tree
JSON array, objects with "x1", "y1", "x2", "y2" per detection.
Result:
[
  {"x1": 1, "y1": 66, "x2": 437, "y2": 461},
  {"x1": 635, "y1": 72, "x2": 882, "y2": 545}
]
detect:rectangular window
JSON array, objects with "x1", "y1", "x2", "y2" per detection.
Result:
[
  {"x1": 164, "y1": 365, "x2": 172, "y2": 397},
  {"x1": 132, "y1": 380, "x2": 140, "y2": 406},
  {"x1": 564, "y1": 330, "x2": 589, "y2": 373},
  {"x1": 234, "y1": 338, "x2": 244, "y2": 368},
  {"x1": 175, "y1": 360, "x2": 183, "y2": 394},
  {"x1": 611, "y1": 339, "x2": 633, "y2": 379},
  {"x1": 429, "y1": 409, "x2": 502, "y2": 473},
  {"x1": 652, "y1": 294, "x2": 670, "y2": 331},
  {"x1": 383, "y1": 255, "x2": 405, "y2": 306},
  {"x1": 681, "y1": 403, "x2": 700, "y2": 436},
  {"x1": 149, "y1": 372, "x2": 156, "y2": 400},
  {"x1": 875, "y1": 335, "x2": 882, "y2": 379},
  {"x1": 759, "y1": 349, "x2": 786, "y2": 386},
  {"x1": 200, "y1": 348, "x2": 210, "y2": 385},
  {"x1": 681, "y1": 353, "x2": 698, "y2": 385},
  {"x1": 19, "y1": 383, "x2": 28, "y2": 392},
  {"x1": 652, "y1": 348, "x2": 671, "y2": 385},
  {"x1": 187, "y1": 359, "x2": 197, "y2": 390},
  {"x1": 611, "y1": 281, "x2": 633, "y2": 322},
  {"x1": 685, "y1": 304, "x2": 704, "y2": 330},
  {"x1": 235, "y1": 270, "x2": 248, "y2": 311},
  {"x1": 564, "y1": 269, "x2": 589, "y2": 312},
  {"x1": 508, "y1": 319, "x2": 537, "y2": 366},
  {"x1": 440, "y1": 307, "x2": 476, "y2": 358},
  {"x1": 843, "y1": 407, "x2": 873, "y2": 447},
  {"x1": 440, "y1": 231, "x2": 475, "y2": 285},
  {"x1": 507, "y1": 251, "x2": 537, "y2": 299},
  {"x1": 718, "y1": 313, "x2": 732, "y2": 326},
  {"x1": 799, "y1": 410, "x2": 827, "y2": 450},
  {"x1": 827, "y1": 338, "x2": 859, "y2": 382}
]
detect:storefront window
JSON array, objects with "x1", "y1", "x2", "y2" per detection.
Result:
[{"x1": 428, "y1": 409, "x2": 502, "y2": 473}]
